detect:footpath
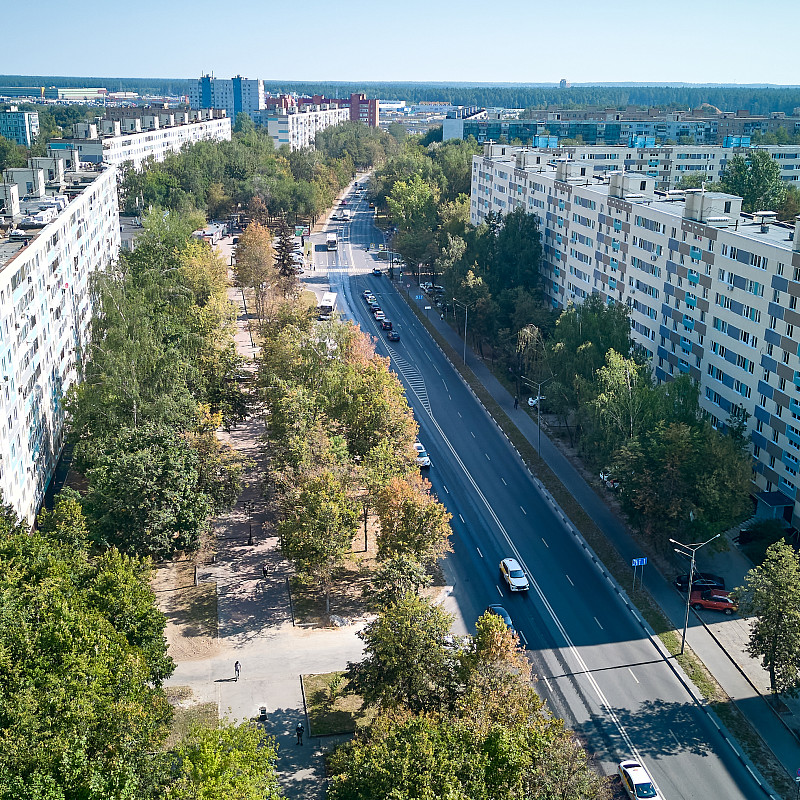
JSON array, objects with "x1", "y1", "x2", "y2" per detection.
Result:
[
  {"x1": 163, "y1": 238, "x2": 365, "y2": 800},
  {"x1": 396, "y1": 279, "x2": 800, "y2": 789}
]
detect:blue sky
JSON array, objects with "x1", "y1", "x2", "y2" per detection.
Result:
[{"x1": 1, "y1": 0, "x2": 796, "y2": 85}]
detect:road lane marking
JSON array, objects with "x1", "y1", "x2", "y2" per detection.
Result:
[
  {"x1": 566, "y1": 574, "x2": 574, "y2": 586},
  {"x1": 518, "y1": 631, "x2": 528, "y2": 647},
  {"x1": 459, "y1": 514, "x2": 465, "y2": 523},
  {"x1": 457, "y1": 411, "x2": 462, "y2": 418},
  {"x1": 520, "y1": 505, "x2": 527, "y2": 515},
  {"x1": 542, "y1": 675, "x2": 553, "y2": 693},
  {"x1": 541, "y1": 537, "x2": 549, "y2": 548},
  {"x1": 594, "y1": 617, "x2": 604, "y2": 630},
  {"x1": 476, "y1": 547, "x2": 483, "y2": 558},
  {"x1": 668, "y1": 729, "x2": 680, "y2": 747},
  {"x1": 628, "y1": 668, "x2": 640, "y2": 684},
  {"x1": 485, "y1": 453, "x2": 491, "y2": 461},
  {"x1": 496, "y1": 585, "x2": 504, "y2": 597},
  {"x1": 471, "y1": 431, "x2": 475, "y2": 438},
  {"x1": 501, "y1": 477, "x2": 507, "y2": 485},
  {"x1": 442, "y1": 484, "x2": 449, "y2": 494}
]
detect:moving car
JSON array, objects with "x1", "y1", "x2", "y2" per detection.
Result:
[
  {"x1": 372, "y1": 268, "x2": 382, "y2": 276},
  {"x1": 500, "y1": 558, "x2": 530, "y2": 592},
  {"x1": 364, "y1": 294, "x2": 376, "y2": 305},
  {"x1": 387, "y1": 330, "x2": 400, "y2": 342},
  {"x1": 674, "y1": 572, "x2": 726, "y2": 592},
  {"x1": 414, "y1": 442, "x2": 431, "y2": 469},
  {"x1": 485, "y1": 605, "x2": 515, "y2": 635},
  {"x1": 618, "y1": 760, "x2": 660, "y2": 800},
  {"x1": 374, "y1": 311, "x2": 386, "y2": 321},
  {"x1": 691, "y1": 589, "x2": 737, "y2": 614},
  {"x1": 381, "y1": 319, "x2": 393, "y2": 330}
]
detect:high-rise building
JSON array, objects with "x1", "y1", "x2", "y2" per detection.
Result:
[
  {"x1": 255, "y1": 105, "x2": 350, "y2": 151},
  {"x1": 188, "y1": 75, "x2": 265, "y2": 121},
  {"x1": 0, "y1": 106, "x2": 40, "y2": 147},
  {"x1": 472, "y1": 143, "x2": 800, "y2": 527},
  {"x1": 0, "y1": 156, "x2": 120, "y2": 522}
]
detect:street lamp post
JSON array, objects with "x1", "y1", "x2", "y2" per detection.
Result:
[
  {"x1": 520, "y1": 375, "x2": 551, "y2": 457},
  {"x1": 670, "y1": 533, "x2": 720, "y2": 655},
  {"x1": 452, "y1": 298, "x2": 477, "y2": 366},
  {"x1": 246, "y1": 501, "x2": 254, "y2": 547}
]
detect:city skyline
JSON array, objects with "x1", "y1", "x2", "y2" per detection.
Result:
[{"x1": 2, "y1": 0, "x2": 797, "y2": 86}]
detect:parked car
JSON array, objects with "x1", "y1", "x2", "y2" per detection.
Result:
[
  {"x1": 381, "y1": 319, "x2": 393, "y2": 330},
  {"x1": 618, "y1": 760, "x2": 661, "y2": 800},
  {"x1": 674, "y1": 572, "x2": 726, "y2": 592},
  {"x1": 414, "y1": 442, "x2": 431, "y2": 469},
  {"x1": 691, "y1": 589, "x2": 737, "y2": 614},
  {"x1": 387, "y1": 330, "x2": 400, "y2": 342},
  {"x1": 500, "y1": 558, "x2": 530, "y2": 592},
  {"x1": 485, "y1": 605, "x2": 515, "y2": 635},
  {"x1": 369, "y1": 202, "x2": 375, "y2": 209}
]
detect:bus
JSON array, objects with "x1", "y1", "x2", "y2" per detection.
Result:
[
  {"x1": 317, "y1": 292, "x2": 338, "y2": 321},
  {"x1": 326, "y1": 232, "x2": 338, "y2": 250}
]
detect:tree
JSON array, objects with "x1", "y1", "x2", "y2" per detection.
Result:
[
  {"x1": 374, "y1": 474, "x2": 452, "y2": 568},
  {"x1": 363, "y1": 553, "x2": 432, "y2": 609},
  {"x1": 233, "y1": 111, "x2": 256, "y2": 136},
  {"x1": 234, "y1": 222, "x2": 276, "y2": 321},
  {"x1": 164, "y1": 721, "x2": 281, "y2": 800},
  {"x1": 0, "y1": 134, "x2": 27, "y2": 171},
  {"x1": 273, "y1": 216, "x2": 300, "y2": 297},
  {"x1": 721, "y1": 150, "x2": 787, "y2": 213},
  {"x1": 346, "y1": 593, "x2": 457, "y2": 713},
  {"x1": 733, "y1": 541, "x2": 800, "y2": 696},
  {"x1": 279, "y1": 470, "x2": 359, "y2": 614}
]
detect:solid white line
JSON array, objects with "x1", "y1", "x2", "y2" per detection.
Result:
[
  {"x1": 501, "y1": 477, "x2": 507, "y2": 485},
  {"x1": 541, "y1": 537, "x2": 549, "y2": 548},
  {"x1": 668, "y1": 729, "x2": 681, "y2": 747},
  {"x1": 542, "y1": 675, "x2": 553, "y2": 693},
  {"x1": 566, "y1": 574, "x2": 574, "y2": 586},
  {"x1": 496, "y1": 584, "x2": 504, "y2": 597},
  {"x1": 628, "y1": 668, "x2": 640, "y2": 684},
  {"x1": 520, "y1": 505, "x2": 527, "y2": 515},
  {"x1": 594, "y1": 617, "x2": 604, "y2": 630},
  {"x1": 476, "y1": 547, "x2": 483, "y2": 558}
]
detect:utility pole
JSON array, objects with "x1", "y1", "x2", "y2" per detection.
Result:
[
  {"x1": 452, "y1": 298, "x2": 477, "y2": 366},
  {"x1": 520, "y1": 375, "x2": 551, "y2": 457}
]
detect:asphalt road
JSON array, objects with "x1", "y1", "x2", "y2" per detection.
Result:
[{"x1": 312, "y1": 185, "x2": 769, "y2": 800}]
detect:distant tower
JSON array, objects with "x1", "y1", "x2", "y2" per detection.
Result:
[{"x1": 559, "y1": 78, "x2": 570, "y2": 89}]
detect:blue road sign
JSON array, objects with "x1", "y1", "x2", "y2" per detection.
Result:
[
  {"x1": 632, "y1": 557, "x2": 648, "y2": 567},
  {"x1": 415, "y1": 295, "x2": 423, "y2": 300}
]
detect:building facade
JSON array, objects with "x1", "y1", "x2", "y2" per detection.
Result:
[
  {"x1": 256, "y1": 105, "x2": 350, "y2": 151},
  {"x1": 189, "y1": 76, "x2": 265, "y2": 121},
  {"x1": 0, "y1": 158, "x2": 120, "y2": 522},
  {"x1": 471, "y1": 143, "x2": 800, "y2": 528},
  {"x1": 0, "y1": 106, "x2": 40, "y2": 147}
]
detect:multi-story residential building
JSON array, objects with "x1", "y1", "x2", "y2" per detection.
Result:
[
  {"x1": 189, "y1": 75, "x2": 265, "y2": 121},
  {"x1": 471, "y1": 143, "x2": 800, "y2": 528},
  {"x1": 47, "y1": 109, "x2": 231, "y2": 169},
  {"x1": 255, "y1": 105, "x2": 350, "y2": 151},
  {"x1": 0, "y1": 106, "x2": 40, "y2": 147},
  {"x1": 0, "y1": 156, "x2": 120, "y2": 523},
  {"x1": 264, "y1": 92, "x2": 381, "y2": 128},
  {"x1": 501, "y1": 143, "x2": 800, "y2": 189}
]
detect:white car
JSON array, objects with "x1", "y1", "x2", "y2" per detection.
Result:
[
  {"x1": 374, "y1": 311, "x2": 385, "y2": 321},
  {"x1": 500, "y1": 558, "x2": 529, "y2": 592},
  {"x1": 414, "y1": 442, "x2": 431, "y2": 469},
  {"x1": 618, "y1": 760, "x2": 660, "y2": 800}
]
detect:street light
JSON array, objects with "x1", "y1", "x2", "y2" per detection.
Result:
[
  {"x1": 452, "y1": 298, "x2": 478, "y2": 366},
  {"x1": 670, "y1": 533, "x2": 720, "y2": 655},
  {"x1": 246, "y1": 501, "x2": 254, "y2": 546},
  {"x1": 520, "y1": 375, "x2": 551, "y2": 457}
]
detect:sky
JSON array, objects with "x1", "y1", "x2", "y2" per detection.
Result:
[{"x1": 1, "y1": 0, "x2": 797, "y2": 86}]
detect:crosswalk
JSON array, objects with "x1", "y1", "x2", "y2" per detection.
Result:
[{"x1": 388, "y1": 350, "x2": 431, "y2": 415}]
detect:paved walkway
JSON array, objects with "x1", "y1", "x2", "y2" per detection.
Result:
[
  {"x1": 395, "y1": 278, "x2": 800, "y2": 783},
  {"x1": 164, "y1": 237, "x2": 364, "y2": 800}
]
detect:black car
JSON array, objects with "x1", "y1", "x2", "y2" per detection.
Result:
[
  {"x1": 387, "y1": 331, "x2": 400, "y2": 342},
  {"x1": 381, "y1": 319, "x2": 392, "y2": 330},
  {"x1": 674, "y1": 572, "x2": 726, "y2": 592},
  {"x1": 486, "y1": 605, "x2": 515, "y2": 635}
]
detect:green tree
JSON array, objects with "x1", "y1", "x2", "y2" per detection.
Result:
[
  {"x1": 273, "y1": 216, "x2": 300, "y2": 296},
  {"x1": 0, "y1": 134, "x2": 27, "y2": 171},
  {"x1": 364, "y1": 554, "x2": 432, "y2": 609},
  {"x1": 733, "y1": 541, "x2": 800, "y2": 696},
  {"x1": 721, "y1": 150, "x2": 787, "y2": 213}
]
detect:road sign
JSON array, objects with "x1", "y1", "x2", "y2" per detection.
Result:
[
  {"x1": 424, "y1": 306, "x2": 432, "y2": 310},
  {"x1": 415, "y1": 295, "x2": 423, "y2": 300},
  {"x1": 631, "y1": 557, "x2": 648, "y2": 567},
  {"x1": 294, "y1": 226, "x2": 304, "y2": 237}
]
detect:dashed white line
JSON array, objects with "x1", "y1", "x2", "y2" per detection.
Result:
[
  {"x1": 566, "y1": 574, "x2": 574, "y2": 586},
  {"x1": 628, "y1": 668, "x2": 640, "y2": 684},
  {"x1": 476, "y1": 547, "x2": 483, "y2": 558},
  {"x1": 594, "y1": 617, "x2": 604, "y2": 630},
  {"x1": 501, "y1": 477, "x2": 507, "y2": 485},
  {"x1": 520, "y1": 505, "x2": 527, "y2": 515},
  {"x1": 496, "y1": 585, "x2": 504, "y2": 597},
  {"x1": 457, "y1": 411, "x2": 462, "y2": 418},
  {"x1": 485, "y1": 453, "x2": 491, "y2": 461},
  {"x1": 459, "y1": 514, "x2": 465, "y2": 523},
  {"x1": 518, "y1": 630, "x2": 528, "y2": 647},
  {"x1": 442, "y1": 484, "x2": 449, "y2": 494},
  {"x1": 542, "y1": 675, "x2": 553, "y2": 693},
  {"x1": 470, "y1": 431, "x2": 475, "y2": 438},
  {"x1": 541, "y1": 537, "x2": 549, "y2": 548},
  {"x1": 668, "y1": 729, "x2": 680, "y2": 747}
]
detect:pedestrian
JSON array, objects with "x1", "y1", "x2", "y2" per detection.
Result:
[
  {"x1": 514, "y1": 396, "x2": 519, "y2": 410},
  {"x1": 296, "y1": 722, "x2": 305, "y2": 745},
  {"x1": 234, "y1": 661, "x2": 241, "y2": 682},
  {"x1": 262, "y1": 565, "x2": 268, "y2": 580}
]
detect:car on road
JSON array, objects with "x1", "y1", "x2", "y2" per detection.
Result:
[
  {"x1": 369, "y1": 202, "x2": 374, "y2": 209},
  {"x1": 372, "y1": 268, "x2": 382, "y2": 276},
  {"x1": 485, "y1": 605, "x2": 515, "y2": 635},
  {"x1": 362, "y1": 289, "x2": 372, "y2": 297},
  {"x1": 414, "y1": 442, "x2": 431, "y2": 469},
  {"x1": 370, "y1": 304, "x2": 382, "y2": 314},
  {"x1": 365, "y1": 295, "x2": 376, "y2": 305},
  {"x1": 387, "y1": 330, "x2": 400, "y2": 342},
  {"x1": 381, "y1": 319, "x2": 392, "y2": 330},
  {"x1": 618, "y1": 760, "x2": 660, "y2": 800},
  {"x1": 374, "y1": 311, "x2": 386, "y2": 321},
  {"x1": 674, "y1": 572, "x2": 726, "y2": 592},
  {"x1": 691, "y1": 589, "x2": 737, "y2": 614},
  {"x1": 499, "y1": 557, "x2": 530, "y2": 592}
]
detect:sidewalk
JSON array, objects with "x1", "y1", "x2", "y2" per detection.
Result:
[
  {"x1": 398, "y1": 279, "x2": 800, "y2": 783},
  {"x1": 163, "y1": 244, "x2": 365, "y2": 800}
]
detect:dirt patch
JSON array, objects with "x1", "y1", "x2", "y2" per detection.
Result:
[
  {"x1": 164, "y1": 685, "x2": 219, "y2": 748},
  {"x1": 153, "y1": 559, "x2": 221, "y2": 662},
  {"x1": 302, "y1": 672, "x2": 375, "y2": 736}
]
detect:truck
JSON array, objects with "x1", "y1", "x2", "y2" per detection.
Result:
[
  {"x1": 326, "y1": 232, "x2": 338, "y2": 250},
  {"x1": 317, "y1": 291, "x2": 338, "y2": 321}
]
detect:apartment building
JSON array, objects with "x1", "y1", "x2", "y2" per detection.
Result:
[
  {"x1": 0, "y1": 106, "x2": 40, "y2": 147},
  {"x1": 47, "y1": 109, "x2": 232, "y2": 169},
  {"x1": 189, "y1": 75, "x2": 265, "y2": 120},
  {"x1": 256, "y1": 105, "x2": 350, "y2": 151},
  {"x1": 507, "y1": 143, "x2": 800, "y2": 189},
  {"x1": 0, "y1": 157, "x2": 120, "y2": 522},
  {"x1": 471, "y1": 143, "x2": 800, "y2": 527}
]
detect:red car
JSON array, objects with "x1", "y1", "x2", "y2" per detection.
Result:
[{"x1": 690, "y1": 589, "x2": 737, "y2": 615}]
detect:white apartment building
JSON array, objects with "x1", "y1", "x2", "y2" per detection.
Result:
[
  {"x1": 0, "y1": 106, "x2": 40, "y2": 147},
  {"x1": 500, "y1": 144, "x2": 800, "y2": 190},
  {"x1": 256, "y1": 105, "x2": 350, "y2": 151},
  {"x1": 472, "y1": 143, "x2": 800, "y2": 528},
  {"x1": 47, "y1": 111, "x2": 232, "y2": 170},
  {"x1": 0, "y1": 158, "x2": 120, "y2": 522},
  {"x1": 189, "y1": 75, "x2": 265, "y2": 120}
]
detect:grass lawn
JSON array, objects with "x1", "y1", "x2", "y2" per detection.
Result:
[
  {"x1": 163, "y1": 686, "x2": 218, "y2": 748},
  {"x1": 302, "y1": 672, "x2": 375, "y2": 736}
]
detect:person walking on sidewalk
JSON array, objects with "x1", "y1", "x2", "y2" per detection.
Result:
[
  {"x1": 514, "y1": 396, "x2": 519, "y2": 410},
  {"x1": 296, "y1": 722, "x2": 305, "y2": 745},
  {"x1": 234, "y1": 661, "x2": 241, "y2": 682}
]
